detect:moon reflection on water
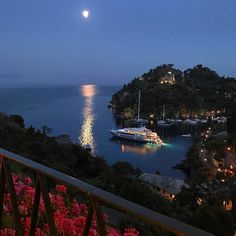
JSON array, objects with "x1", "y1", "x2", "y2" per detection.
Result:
[{"x1": 79, "y1": 85, "x2": 97, "y2": 152}]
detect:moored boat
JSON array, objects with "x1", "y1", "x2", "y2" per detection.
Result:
[
  {"x1": 129, "y1": 91, "x2": 149, "y2": 127},
  {"x1": 130, "y1": 118, "x2": 149, "y2": 126},
  {"x1": 157, "y1": 104, "x2": 174, "y2": 127},
  {"x1": 181, "y1": 133, "x2": 192, "y2": 138},
  {"x1": 110, "y1": 127, "x2": 162, "y2": 145},
  {"x1": 157, "y1": 120, "x2": 174, "y2": 127},
  {"x1": 82, "y1": 144, "x2": 92, "y2": 151},
  {"x1": 107, "y1": 103, "x2": 116, "y2": 109}
]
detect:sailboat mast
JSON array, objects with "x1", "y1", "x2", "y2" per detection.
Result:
[
  {"x1": 138, "y1": 91, "x2": 141, "y2": 120},
  {"x1": 163, "y1": 104, "x2": 165, "y2": 121}
]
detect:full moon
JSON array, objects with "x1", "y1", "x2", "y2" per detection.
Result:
[{"x1": 82, "y1": 10, "x2": 89, "y2": 18}]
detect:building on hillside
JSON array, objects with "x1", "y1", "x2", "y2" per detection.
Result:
[
  {"x1": 138, "y1": 173, "x2": 189, "y2": 200},
  {"x1": 160, "y1": 71, "x2": 176, "y2": 85},
  {"x1": 223, "y1": 200, "x2": 233, "y2": 211}
]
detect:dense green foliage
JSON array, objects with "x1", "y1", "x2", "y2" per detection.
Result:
[{"x1": 111, "y1": 64, "x2": 236, "y2": 118}]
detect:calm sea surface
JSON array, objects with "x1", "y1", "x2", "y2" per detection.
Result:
[{"x1": 0, "y1": 85, "x2": 192, "y2": 179}]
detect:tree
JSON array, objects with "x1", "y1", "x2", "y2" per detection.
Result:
[
  {"x1": 41, "y1": 125, "x2": 52, "y2": 136},
  {"x1": 9, "y1": 114, "x2": 25, "y2": 128},
  {"x1": 111, "y1": 161, "x2": 136, "y2": 176},
  {"x1": 227, "y1": 107, "x2": 236, "y2": 152},
  {"x1": 189, "y1": 204, "x2": 235, "y2": 236}
]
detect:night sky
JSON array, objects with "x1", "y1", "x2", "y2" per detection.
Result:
[{"x1": 0, "y1": 0, "x2": 235, "y2": 85}]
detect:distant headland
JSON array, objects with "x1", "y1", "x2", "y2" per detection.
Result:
[{"x1": 111, "y1": 64, "x2": 236, "y2": 119}]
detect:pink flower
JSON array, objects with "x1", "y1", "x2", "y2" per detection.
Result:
[
  {"x1": 71, "y1": 200, "x2": 88, "y2": 215},
  {"x1": 24, "y1": 177, "x2": 32, "y2": 185},
  {"x1": 1, "y1": 174, "x2": 139, "y2": 236},
  {"x1": 123, "y1": 228, "x2": 139, "y2": 236},
  {"x1": 108, "y1": 228, "x2": 121, "y2": 236},
  {"x1": 0, "y1": 228, "x2": 16, "y2": 236},
  {"x1": 89, "y1": 228, "x2": 99, "y2": 236},
  {"x1": 55, "y1": 185, "x2": 67, "y2": 193}
]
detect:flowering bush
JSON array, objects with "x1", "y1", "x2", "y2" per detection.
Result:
[{"x1": 1, "y1": 175, "x2": 139, "y2": 236}]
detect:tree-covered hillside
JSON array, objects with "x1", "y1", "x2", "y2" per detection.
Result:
[{"x1": 111, "y1": 64, "x2": 236, "y2": 118}]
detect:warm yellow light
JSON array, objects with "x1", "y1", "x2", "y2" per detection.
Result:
[
  {"x1": 81, "y1": 85, "x2": 96, "y2": 97},
  {"x1": 197, "y1": 198, "x2": 203, "y2": 205}
]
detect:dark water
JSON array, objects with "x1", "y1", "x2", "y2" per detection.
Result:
[{"x1": 0, "y1": 85, "x2": 192, "y2": 179}]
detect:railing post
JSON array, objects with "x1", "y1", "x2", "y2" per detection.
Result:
[
  {"x1": 38, "y1": 173, "x2": 57, "y2": 236},
  {"x1": 3, "y1": 159, "x2": 24, "y2": 236},
  {"x1": 82, "y1": 200, "x2": 94, "y2": 236},
  {"x1": 91, "y1": 197, "x2": 106, "y2": 236},
  {"x1": 29, "y1": 178, "x2": 41, "y2": 236},
  {"x1": 0, "y1": 156, "x2": 5, "y2": 228}
]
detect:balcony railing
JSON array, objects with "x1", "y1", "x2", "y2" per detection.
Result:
[{"x1": 0, "y1": 148, "x2": 213, "y2": 236}]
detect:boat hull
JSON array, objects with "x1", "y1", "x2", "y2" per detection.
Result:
[
  {"x1": 130, "y1": 119, "x2": 149, "y2": 126},
  {"x1": 181, "y1": 134, "x2": 192, "y2": 138},
  {"x1": 110, "y1": 130, "x2": 160, "y2": 144}
]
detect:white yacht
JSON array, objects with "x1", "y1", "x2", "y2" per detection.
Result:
[{"x1": 110, "y1": 127, "x2": 162, "y2": 145}]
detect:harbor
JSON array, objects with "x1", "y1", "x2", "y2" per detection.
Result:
[{"x1": 0, "y1": 85, "x2": 192, "y2": 179}]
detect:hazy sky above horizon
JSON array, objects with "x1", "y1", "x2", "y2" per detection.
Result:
[{"x1": 0, "y1": 0, "x2": 236, "y2": 86}]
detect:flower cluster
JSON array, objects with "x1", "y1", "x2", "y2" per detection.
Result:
[{"x1": 1, "y1": 175, "x2": 139, "y2": 236}]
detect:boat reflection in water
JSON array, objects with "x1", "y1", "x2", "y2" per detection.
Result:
[
  {"x1": 110, "y1": 138, "x2": 160, "y2": 155},
  {"x1": 79, "y1": 85, "x2": 97, "y2": 153}
]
